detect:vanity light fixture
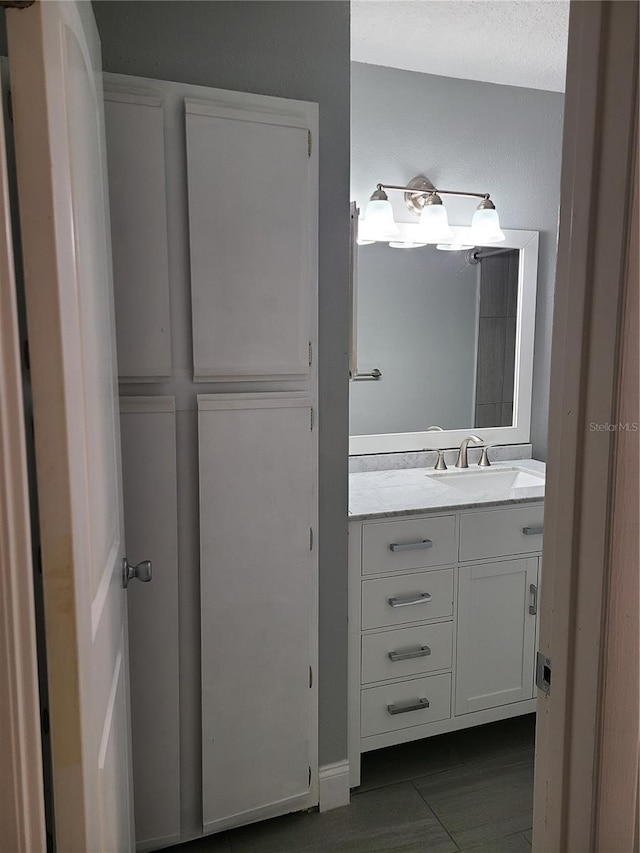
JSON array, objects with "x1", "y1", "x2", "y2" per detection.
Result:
[
  {"x1": 362, "y1": 187, "x2": 399, "y2": 240},
  {"x1": 470, "y1": 197, "x2": 506, "y2": 244},
  {"x1": 363, "y1": 175, "x2": 505, "y2": 244},
  {"x1": 416, "y1": 192, "x2": 454, "y2": 242}
]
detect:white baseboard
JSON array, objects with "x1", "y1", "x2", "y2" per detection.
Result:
[{"x1": 319, "y1": 760, "x2": 351, "y2": 812}]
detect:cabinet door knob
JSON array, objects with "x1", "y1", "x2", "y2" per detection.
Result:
[
  {"x1": 122, "y1": 558, "x2": 153, "y2": 589},
  {"x1": 529, "y1": 583, "x2": 538, "y2": 615},
  {"x1": 522, "y1": 525, "x2": 543, "y2": 536}
]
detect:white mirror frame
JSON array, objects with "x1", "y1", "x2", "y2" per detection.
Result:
[{"x1": 349, "y1": 222, "x2": 539, "y2": 454}]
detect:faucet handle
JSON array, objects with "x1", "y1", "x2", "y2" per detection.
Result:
[
  {"x1": 434, "y1": 450, "x2": 448, "y2": 471},
  {"x1": 478, "y1": 446, "x2": 492, "y2": 467}
]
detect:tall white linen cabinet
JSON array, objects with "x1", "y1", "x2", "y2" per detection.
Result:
[{"x1": 106, "y1": 76, "x2": 318, "y2": 849}]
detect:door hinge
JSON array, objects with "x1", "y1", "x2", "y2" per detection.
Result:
[
  {"x1": 310, "y1": 407, "x2": 314, "y2": 431},
  {"x1": 536, "y1": 651, "x2": 552, "y2": 695},
  {"x1": 308, "y1": 341, "x2": 313, "y2": 366},
  {"x1": 309, "y1": 666, "x2": 313, "y2": 688},
  {"x1": 309, "y1": 527, "x2": 313, "y2": 551},
  {"x1": 307, "y1": 129, "x2": 312, "y2": 157}
]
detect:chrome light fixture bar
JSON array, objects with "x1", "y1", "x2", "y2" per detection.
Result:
[{"x1": 363, "y1": 175, "x2": 505, "y2": 245}]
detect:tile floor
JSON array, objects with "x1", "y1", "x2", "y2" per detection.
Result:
[{"x1": 170, "y1": 714, "x2": 535, "y2": 853}]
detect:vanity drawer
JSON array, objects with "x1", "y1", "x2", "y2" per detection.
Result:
[
  {"x1": 361, "y1": 672, "x2": 451, "y2": 737},
  {"x1": 361, "y1": 621, "x2": 453, "y2": 685},
  {"x1": 459, "y1": 505, "x2": 544, "y2": 562},
  {"x1": 362, "y1": 568, "x2": 454, "y2": 630},
  {"x1": 362, "y1": 515, "x2": 456, "y2": 575}
]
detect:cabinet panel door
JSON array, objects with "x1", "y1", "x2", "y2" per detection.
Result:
[
  {"x1": 105, "y1": 91, "x2": 172, "y2": 379},
  {"x1": 186, "y1": 99, "x2": 313, "y2": 381},
  {"x1": 198, "y1": 394, "x2": 315, "y2": 832},
  {"x1": 455, "y1": 558, "x2": 538, "y2": 715},
  {"x1": 120, "y1": 398, "x2": 180, "y2": 850}
]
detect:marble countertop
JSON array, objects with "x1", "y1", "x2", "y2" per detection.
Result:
[{"x1": 349, "y1": 459, "x2": 546, "y2": 521}]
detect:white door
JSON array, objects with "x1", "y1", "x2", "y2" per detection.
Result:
[
  {"x1": 7, "y1": 3, "x2": 139, "y2": 850},
  {"x1": 456, "y1": 558, "x2": 538, "y2": 715}
]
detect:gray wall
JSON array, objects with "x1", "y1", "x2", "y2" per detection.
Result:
[
  {"x1": 351, "y1": 243, "x2": 479, "y2": 434},
  {"x1": 351, "y1": 62, "x2": 564, "y2": 459},
  {"x1": 92, "y1": 0, "x2": 350, "y2": 778}
]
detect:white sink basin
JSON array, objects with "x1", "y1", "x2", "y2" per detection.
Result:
[{"x1": 427, "y1": 467, "x2": 545, "y2": 494}]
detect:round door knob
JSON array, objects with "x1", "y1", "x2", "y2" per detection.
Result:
[{"x1": 122, "y1": 557, "x2": 152, "y2": 589}]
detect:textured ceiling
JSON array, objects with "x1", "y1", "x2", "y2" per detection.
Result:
[{"x1": 351, "y1": 0, "x2": 570, "y2": 92}]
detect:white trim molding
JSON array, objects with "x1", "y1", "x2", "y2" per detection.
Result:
[
  {"x1": 532, "y1": 2, "x2": 639, "y2": 851},
  {"x1": 0, "y1": 65, "x2": 46, "y2": 853},
  {"x1": 319, "y1": 761, "x2": 351, "y2": 812}
]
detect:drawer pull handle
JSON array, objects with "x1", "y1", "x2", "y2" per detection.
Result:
[
  {"x1": 529, "y1": 583, "x2": 538, "y2": 616},
  {"x1": 388, "y1": 592, "x2": 432, "y2": 608},
  {"x1": 389, "y1": 539, "x2": 433, "y2": 553},
  {"x1": 387, "y1": 697, "x2": 430, "y2": 716},
  {"x1": 522, "y1": 525, "x2": 543, "y2": 536},
  {"x1": 388, "y1": 645, "x2": 431, "y2": 662}
]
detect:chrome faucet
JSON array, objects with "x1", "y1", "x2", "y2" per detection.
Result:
[{"x1": 456, "y1": 435, "x2": 484, "y2": 468}]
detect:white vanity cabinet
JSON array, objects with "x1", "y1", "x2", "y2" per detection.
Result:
[{"x1": 348, "y1": 501, "x2": 542, "y2": 788}]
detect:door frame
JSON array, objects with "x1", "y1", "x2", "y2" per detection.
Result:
[
  {"x1": 532, "y1": 2, "x2": 639, "y2": 851},
  {"x1": 0, "y1": 62, "x2": 47, "y2": 852},
  {"x1": 1, "y1": 0, "x2": 637, "y2": 849}
]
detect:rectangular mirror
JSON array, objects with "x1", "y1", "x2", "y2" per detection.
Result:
[{"x1": 349, "y1": 211, "x2": 538, "y2": 454}]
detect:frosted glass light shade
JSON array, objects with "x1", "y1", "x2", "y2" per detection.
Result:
[
  {"x1": 417, "y1": 204, "x2": 454, "y2": 243},
  {"x1": 469, "y1": 207, "x2": 506, "y2": 243},
  {"x1": 389, "y1": 241, "x2": 428, "y2": 249},
  {"x1": 356, "y1": 220, "x2": 376, "y2": 245},
  {"x1": 436, "y1": 243, "x2": 474, "y2": 251},
  {"x1": 363, "y1": 199, "x2": 399, "y2": 240}
]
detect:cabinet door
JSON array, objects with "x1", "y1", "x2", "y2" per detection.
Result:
[
  {"x1": 104, "y1": 90, "x2": 172, "y2": 380},
  {"x1": 198, "y1": 393, "x2": 315, "y2": 832},
  {"x1": 186, "y1": 98, "x2": 315, "y2": 381},
  {"x1": 455, "y1": 558, "x2": 538, "y2": 715},
  {"x1": 120, "y1": 397, "x2": 180, "y2": 850}
]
